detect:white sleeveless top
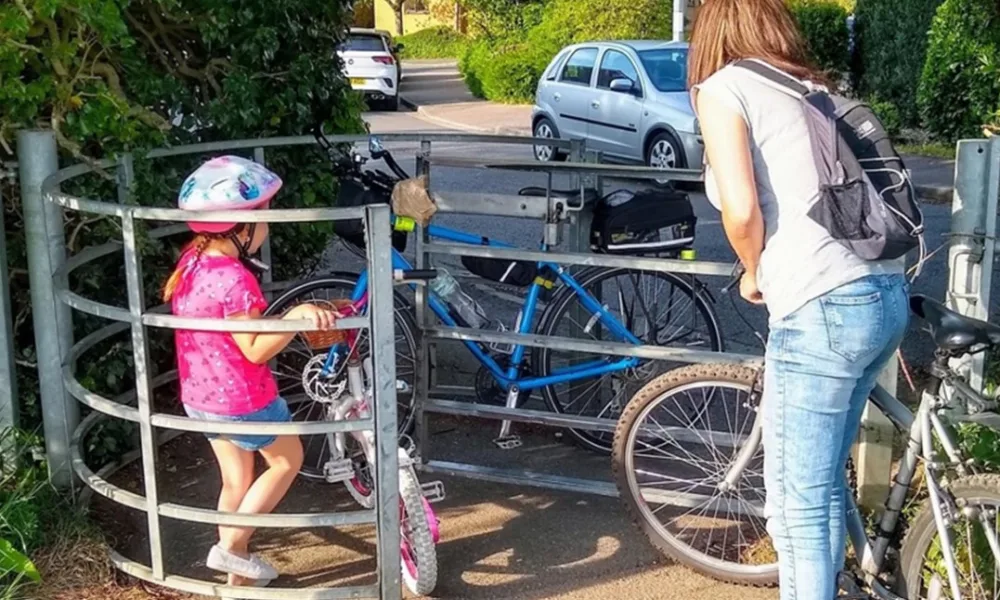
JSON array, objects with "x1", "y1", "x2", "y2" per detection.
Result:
[{"x1": 694, "y1": 64, "x2": 901, "y2": 323}]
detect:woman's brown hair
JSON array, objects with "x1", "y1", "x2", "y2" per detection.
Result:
[{"x1": 687, "y1": 0, "x2": 825, "y2": 89}]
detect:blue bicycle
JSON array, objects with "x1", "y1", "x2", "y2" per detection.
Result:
[{"x1": 265, "y1": 135, "x2": 724, "y2": 472}]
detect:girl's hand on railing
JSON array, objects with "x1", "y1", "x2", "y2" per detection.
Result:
[{"x1": 286, "y1": 303, "x2": 340, "y2": 331}]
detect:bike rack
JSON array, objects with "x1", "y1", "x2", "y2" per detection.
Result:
[
  {"x1": 40, "y1": 134, "x2": 509, "y2": 599},
  {"x1": 407, "y1": 151, "x2": 766, "y2": 499},
  {"x1": 32, "y1": 130, "x2": 767, "y2": 598}
]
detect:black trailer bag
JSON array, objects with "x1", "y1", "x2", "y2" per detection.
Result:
[{"x1": 590, "y1": 187, "x2": 697, "y2": 256}]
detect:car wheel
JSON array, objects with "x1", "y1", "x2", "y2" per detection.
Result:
[
  {"x1": 646, "y1": 132, "x2": 685, "y2": 170},
  {"x1": 533, "y1": 117, "x2": 565, "y2": 162}
]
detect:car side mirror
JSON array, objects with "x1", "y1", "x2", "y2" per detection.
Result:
[
  {"x1": 394, "y1": 43, "x2": 404, "y2": 53},
  {"x1": 610, "y1": 78, "x2": 636, "y2": 94},
  {"x1": 369, "y1": 135, "x2": 386, "y2": 157}
]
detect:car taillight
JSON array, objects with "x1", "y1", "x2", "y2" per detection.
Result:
[{"x1": 373, "y1": 55, "x2": 395, "y2": 65}]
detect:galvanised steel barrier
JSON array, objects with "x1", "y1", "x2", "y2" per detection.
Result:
[
  {"x1": 404, "y1": 151, "x2": 767, "y2": 503},
  {"x1": 25, "y1": 131, "x2": 584, "y2": 598},
  {"x1": 38, "y1": 138, "x2": 415, "y2": 599}
]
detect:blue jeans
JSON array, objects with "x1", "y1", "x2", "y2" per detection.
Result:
[
  {"x1": 184, "y1": 397, "x2": 291, "y2": 452},
  {"x1": 763, "y1": 274, "x2": 908, "y2": 600}
]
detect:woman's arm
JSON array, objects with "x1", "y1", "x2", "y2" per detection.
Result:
[
  {"x1": 695, "y1": 89, "x2": 765, "y2": 303},
  {"x1": 230, "y1": 304, "x2": 336, "y2": 365}
]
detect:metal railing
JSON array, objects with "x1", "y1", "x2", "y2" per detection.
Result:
[{"x1": 32, "y1": 132, "x2": 418, "y2": 599}]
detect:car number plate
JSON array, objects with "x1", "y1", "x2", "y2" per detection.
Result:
[{"x1": 350, "y1": 78, "x2": 366, "y2": 86}]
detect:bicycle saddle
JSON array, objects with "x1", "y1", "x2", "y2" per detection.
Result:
[
  {"x1": 517, "y1": 186, "x2": 601, "y2": 202},
  {"x1": 910, "y1": 295, "x2": 1000, "y2": 352}
]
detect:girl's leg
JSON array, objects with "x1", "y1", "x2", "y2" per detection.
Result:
[
  {"x1": 208, "y1": 438, "x2": 256, "y2": 552},
  {"x1": 223, "y1": 435, "x2": 304, "y2": 552}
]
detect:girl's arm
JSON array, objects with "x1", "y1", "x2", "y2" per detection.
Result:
[
  {"x1": 230, "y1": 304, "x2": 336, "y2": 365},
  {"x1": 695, "y1": 89, "x2": 765, "y2": 302}
]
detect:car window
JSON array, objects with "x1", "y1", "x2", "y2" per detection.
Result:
[
  {"x1": 545, "y1": 51, "x2": 569, "y2": 81},
  {"x1": 637, "y1": 48, "x2": 689, "y2": 93},
  {"x1": 559, "y1": 48, "x2": 598, "y2": 86},
  {"x1": 597, "y1": 50, "x2": 641, "y2": 90},
  {"x1": 341, "y1": 35, "x2": 387, "y2": 52}
]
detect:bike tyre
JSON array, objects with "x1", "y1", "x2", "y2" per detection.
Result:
[
  {"x1": 400, "y1": 467, "x2": 438, "y2": 596},
  {"x1": 611, "y1": 363, "x2": 778, "y2": 586}
]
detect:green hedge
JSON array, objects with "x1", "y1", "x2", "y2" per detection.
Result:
[
  {"x1": 397, "y1": 26, "x2": 469, "y2": 59},
  {"x1": 460, "y1": 0, "x2": 671, "y2": 103},
  {"x1": 853, "y1": 0, "x2": 943, "y2": 126},
  {"x1": 918, "y1": 0, "x2": 1000, "y2": 140},
  {"x1": 787, "y1": 0, "x2": 851, "y2": 78}
]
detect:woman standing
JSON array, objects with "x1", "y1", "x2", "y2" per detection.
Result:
[{"x1": 688, "y1": 1, "x2": 909, "y2": 598}]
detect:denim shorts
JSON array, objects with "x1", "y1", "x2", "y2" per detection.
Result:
[{"x1": 184, "y1": 397, "x2": 291, "y2": 452}]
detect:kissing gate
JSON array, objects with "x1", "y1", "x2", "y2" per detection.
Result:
[{"x1": 14, "y1": 129, "x2": 998, "y2": 598}]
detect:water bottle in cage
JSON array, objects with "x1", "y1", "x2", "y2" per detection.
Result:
[{"x1": 430, "y1": 268, "x2": 487, "y2": 329}]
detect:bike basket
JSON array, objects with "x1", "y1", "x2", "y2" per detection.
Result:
[
  {"x1": 299, "y1": 299, "x2": 357, "y2": 350},
  {"x1": 590, "y1": 187, "x2": 696, "y2": 255},
  {"x1": 334, "y1": 178, "x2": 407, "y2": 252},
  {"x1": 461, "y1": 255, "x2": 537, "y2": 287}
]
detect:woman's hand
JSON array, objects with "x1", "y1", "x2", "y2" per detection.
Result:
[{"x1": 739, "y1": 271, "x2": 764, "y2": 305}]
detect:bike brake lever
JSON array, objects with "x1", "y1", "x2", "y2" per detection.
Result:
[{"x1": 721, "y1": 262, "x2": 745, "y2": 294}]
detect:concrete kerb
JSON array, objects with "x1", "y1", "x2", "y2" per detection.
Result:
[{"x1": 400, "y1": 96, "x2": 530, "y2": 136}]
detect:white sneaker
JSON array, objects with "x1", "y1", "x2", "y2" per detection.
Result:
[{"x1": 206, "y1": 545, "x2": 278, "y2": 581}]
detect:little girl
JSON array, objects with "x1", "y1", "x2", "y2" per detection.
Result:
[{"x1": 163, "y1": 156, "x2": 338, "y2": 586}]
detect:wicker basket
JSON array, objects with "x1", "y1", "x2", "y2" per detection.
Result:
[{"x1": 298, "y1": 298, "x2": 357, "y2": 350}]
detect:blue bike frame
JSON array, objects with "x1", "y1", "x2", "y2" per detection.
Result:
[{"x1": 327, "y1": 217, "x2": 643, "y2": 392}]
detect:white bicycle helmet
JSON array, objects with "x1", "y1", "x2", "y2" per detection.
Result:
[{"x1": 178, "y1": 155, "x2": 282, "y2": 234}]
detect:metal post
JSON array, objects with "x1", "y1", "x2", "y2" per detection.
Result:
[
  {"x1": 946, "y1": 138, "x2": 999, "y2": 392},
  {"x1": 0, "y1": 166, "x2": 19, "y2": 468},
  {"x1": 18, "y1": 130, "x2": 77, "y2": 488},
  {"x1": 414, "y1": 140, "x2": 432, "y2": 461},
  {"x1": 252, "y1": 147, "x2": 274, "y2": 297},
  {"x1": 672, "y1": 0, "x2": 686, "y2": 41},
  {"x1": 116, "y1": 153, "x2": 134, "y2": 205},
  {"x1": 366, "y1": 204, "x2": 402, "y2": 599},
  {"x1": 121, "y1": 212, "x2": 165, "y2": 580},
  {"x1": 856, "y1": 360, "x2": 897, "y2": 510}
]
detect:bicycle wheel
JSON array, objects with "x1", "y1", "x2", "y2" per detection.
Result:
[
  {"x1": 533, "y1": 267, "x2": 723, "y2": 453},
  {"x1": 400, "y1": 467, "x2": 438, "y2": 596},
  {"x1": 898, "y1": 474, "x2": 1000, "y2": 599},
  {"x1": 611, "y1": 364, "x2": 778, "y2": 586},
  {"x1": 264, "y1": 274, "x2": 418, "y2": 480}
]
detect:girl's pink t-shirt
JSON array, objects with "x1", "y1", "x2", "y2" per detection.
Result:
[{"x1": 172, "y1": 252, "x2": 278, "y2": 416}]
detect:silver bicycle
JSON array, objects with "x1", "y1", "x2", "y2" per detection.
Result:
[{"x1": 612, "y1": 294, "x2": 1000, "y2": 599}]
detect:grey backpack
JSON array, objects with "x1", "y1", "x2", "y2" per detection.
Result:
[{"x1": 735, "y1": 59, "x2": 925, "y2": 262}]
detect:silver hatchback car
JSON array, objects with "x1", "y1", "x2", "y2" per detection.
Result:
[{"x1": 531, "y1": 41, "x2": 703, "y2": 172}]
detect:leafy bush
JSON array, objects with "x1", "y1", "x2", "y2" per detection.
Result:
[
  {"x1": 867, "y1": 95, "x2": 903, "y2": 138},
  {"x1": 918, "y1": 0, "x2": 1000, "y2": 140},
  {"x1": 853, "y1": 0, "x2": 943, "y2": 125},
  {"x1": 459, "y1": 0, "x2": 546, "y2": 39},
  {"x1": 1, "y1": 0, "x2": 362, "y2": 446},
  {"x1": 460, "y1": 0, "x2": 672, "y2": 103},
  {"x1": 787, "y1": 0, "x2": 851, "y2": 79},
  {"x1": 397, "y1": 26, "x2": 469, "y2": 59}
]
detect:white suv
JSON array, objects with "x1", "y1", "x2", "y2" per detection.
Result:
[{"x1": 339, "y1": 28, "x2": 402, "y2": 111}]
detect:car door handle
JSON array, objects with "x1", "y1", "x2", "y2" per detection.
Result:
[
  {"x1": 591, "y1": 100, "x2": 600, "y2": 108},
  {"x1": 553, "y1": 92, "x2": 561, "y2": 102}
]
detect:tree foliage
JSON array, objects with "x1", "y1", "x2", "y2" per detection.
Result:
[
  {"x1": 918, "y1": 0, "x2": 1000, "y2": 140},
  {"x1": 853, "y1": 0, "x2": 943, "y2": 126},
  {"x1": 1, "y1": 0, "x2": 363, "y2": 446}
]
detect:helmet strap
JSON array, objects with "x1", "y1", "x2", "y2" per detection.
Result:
[{"x1": 227, "y1": 223, "x2": 270, "y2": 273}]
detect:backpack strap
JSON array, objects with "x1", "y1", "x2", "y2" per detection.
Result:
[{"x1": 733, "y1": 59, "x2": 812, "y2": 98}]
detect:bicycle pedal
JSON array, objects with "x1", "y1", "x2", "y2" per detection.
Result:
[
  {"x1": 323, "y1": 458, "x2": 355, "y2": 483},
  {"x1": 493, "y1": 435, "x2": 522, "y2": 450},
  {"x1": 420, "y1": 480, "x2": 446, "y2": 503}
]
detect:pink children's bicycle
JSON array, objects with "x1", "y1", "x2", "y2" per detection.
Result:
[{"x1": 272, "y1": 287, "x2": 443, "y2": 595}]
